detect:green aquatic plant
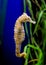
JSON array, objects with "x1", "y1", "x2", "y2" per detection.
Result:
[{"x1": 23, "y1": 0, "x2": 46, "y2": 65}]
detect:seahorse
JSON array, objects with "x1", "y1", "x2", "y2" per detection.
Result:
[{"x1": 14, "y1": 13, "x2": 36, "y2": 58}]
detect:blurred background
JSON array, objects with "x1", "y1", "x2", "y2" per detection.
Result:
[
  {"x1": 0, "y1": 0, "x2": 46, "y2": 65},
  {"x1": 0, "y1": 0, "x2": 25, "y2": 65}
]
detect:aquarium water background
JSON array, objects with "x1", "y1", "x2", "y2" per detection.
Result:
[
  {"x1": 0, "y1": 0, "x2": 28, "y2": 65},
  {"x1": 0, "y1": 0, "x2": 46, "y2": 65}
]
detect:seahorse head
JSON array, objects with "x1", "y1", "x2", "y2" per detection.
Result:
[{"x1": 20, "y1": 13, "x2": 36, "y2": 24}]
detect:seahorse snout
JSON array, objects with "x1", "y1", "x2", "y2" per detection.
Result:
[{"x1": 29, "y1": 18, "x2": 36, "y2": 24}]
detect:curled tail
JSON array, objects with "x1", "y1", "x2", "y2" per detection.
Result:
[{"x1": 15, "y1": 43, "x2": 26, "y2": 57}]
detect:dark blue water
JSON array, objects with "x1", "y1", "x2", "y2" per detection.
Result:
[
  {"x1": 0, "y1": 0, "x2": 31, "y2": 65},
  {"x1": 3, "y1": 0, "x2": 24, "y2": 65}
]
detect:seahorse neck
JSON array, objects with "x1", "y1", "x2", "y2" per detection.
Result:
[{"x1": 16, "y1": 20, "x2": 22, "y2": 26}]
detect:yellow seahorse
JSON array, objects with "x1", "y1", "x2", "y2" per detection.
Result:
[{"x1": 14, "y1": 13, "x2": 36, "y2": 58}]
